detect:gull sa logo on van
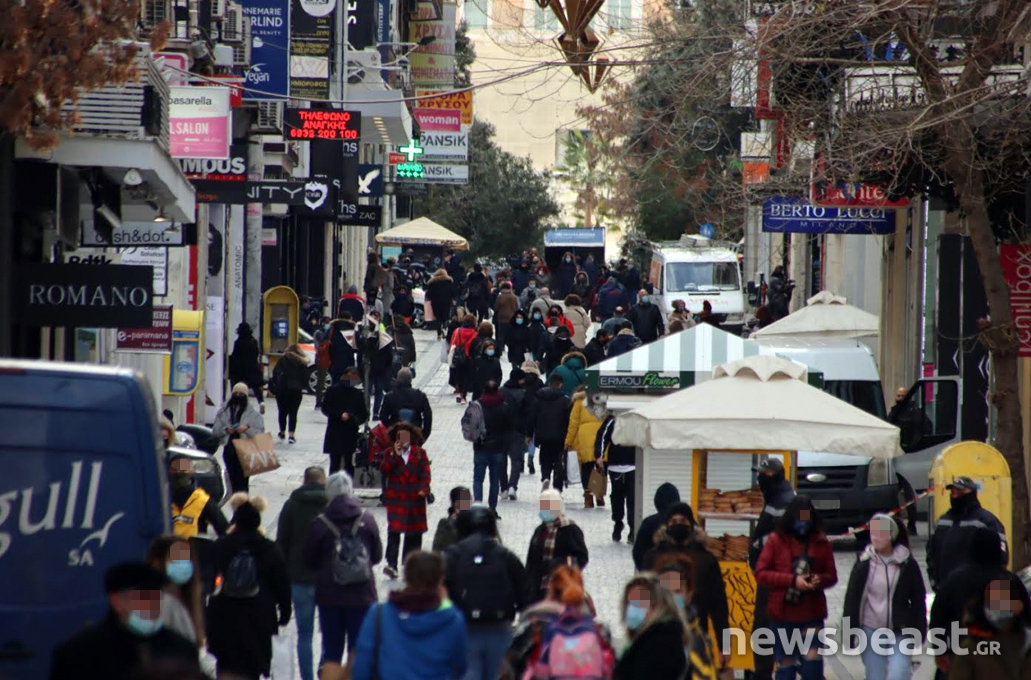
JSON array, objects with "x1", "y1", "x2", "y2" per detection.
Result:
[{"x1": 0, "y1": 461, "x2": 125, "y2": 567}]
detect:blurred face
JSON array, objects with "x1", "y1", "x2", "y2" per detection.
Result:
[
  {"x1": 668, "y1": 513, "x2": 691, "y2": 527},
  {"x1": 870, "y1": 517, "x2": 894, "y2": 551},
  {"x1": 110, "y1": 588, "x2": 161, "y2": 625},
  {"x1": 895, "y1": 388, "x2": 907, "y2": 403},
  {"x1": 985, "y1": 579, "x2": 1024, "y2": 629},
  {"x1": 454, "y1": 492, "x2": 472, "y2": 513},
  {"x1": 626, "y1": 585, "x2": 652, "y2": 619},
  {"x1": 799, "y1": 509, "x2": 811, "y2": 522},
  {"x1": 169, "y1": 541, "x2": 191, "y2": 563},
  {"x1": 540, "y1": 498, "x2": 561, "y2": 516},
  {"x1": 170, "y1": 458, "x2": 191, "y2": 476},
  {"x1": 397, "y1": 430, "x2": 411, "y2": 447},
  {"x1": 659, "y1": 571, "x2": 692, "y2": 601}
]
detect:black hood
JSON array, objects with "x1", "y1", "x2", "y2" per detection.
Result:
[
  {"x1": 536, "y1": 386, "x2": 565, "y2": 403},
  {"x1": 971, "y1": 526, "x2": 1005, "y2": 566},
  {"x1": 654, "y1": 482, "x2": 681, "y2": 513},
  {"x1": 456, "y1": 506, "x2": 497, "y2": 539}
]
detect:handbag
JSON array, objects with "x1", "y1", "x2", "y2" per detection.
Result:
[
  {"x1": 588, "y1": 466, "x2": 607, "y2": 498},
  {"x1": 566, "y1": 450, "x2": 582, "y2": 486},
  {"x1": 232, "y1": 432, "x2": 281, "y2": 477}
]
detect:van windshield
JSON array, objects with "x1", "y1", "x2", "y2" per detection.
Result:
[
  {"x1": 823, "y1": 380, "x2": 887, "y2": 420},
  {"x1": 666, "y1": 262, "x2": 740, "y2": 292}
]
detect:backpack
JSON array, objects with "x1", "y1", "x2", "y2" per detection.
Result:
[
  {"x1": 461, "y1": 401, "x2": 486, "y2": 443},
  {"x1": 316, "y1": 340, "x2": 332, "y2": 370},
  {"x1": 222, "y1": 549, "x2": 260, "y2": 598},
  {"x1": 451, "y1": 539, "x2": 516, "y2": 623},
  {"x1": 531, "y1": 611, "x2": 613, "y2": 680},
  {"x1": 318, "y1": 512, "x2": 372, "y2": 585}
]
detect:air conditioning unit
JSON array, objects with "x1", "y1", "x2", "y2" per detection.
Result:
[
  {"x1": 256, "y1": 102, "x2": 283, "y2": 132},
  {"x1": 141, "y1": 0, "x2": 171, "y2": 30},
  {"x1": 232, "y1": 24, "x2": 252, "y2": 65},
  {"x1": 211, "y1": 0, "x2": 227, "y2": 20},
  {"x1": 223, "y1": 3, "x2": 245, "y2": 42}
]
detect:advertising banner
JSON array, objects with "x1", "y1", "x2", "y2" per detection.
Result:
[
  {"x1": 115, "y1": 304, "x2": 173, "y2": 353},
  {"x1": 810, "y1": 181, "x2": 909, "y2": 208},
  {"x1": 348, "y1": 0, "x2": 377, "y2": 49},
  {"x1": 120, "y1": 247, "x2": 169, "y2": 297},
  {"x1": 169, "y1": 87, "x2": 231, "y2": 159},
  {"x1": 193, "y1": 180, "x2": 333, "y2": 209},
  {"x1": 291, "y1": 0, "x2": 334, "y2": 99},
  {"x1": 81, "y1": 220, "x2": 185, "y2": 248},
  {"x1": 15, "y1": 263, "x2": 154, "y2": 328},
  {"x1": 339, "y1": 204, "x2": 383, "y2": 226},
  {"x1": 307, "y1": 130, "x2": 360, "y2": 218},
  {"x1": 240, "y1": 0, "x2": 291, "y2": 99},
  {"x1": 420, "y1": 131, "x2": 468, "y2": 161},
  {"x1": 204, "y1": 295, "x2": 226, "y2": 423},
  {"x1": 761, "y1": 196, "x2": 894, "y2": 235},
  {"x1": 179, "y1": 143, "x2": 249, "y2": 181},
  {"x1": 357, "y1": 164, "x2": 384, "y2": 197},
  {"x1": 416, "y1": 89, "x2": 472, "y2": 127},
  {"x1": 1001, "y1": 244, "x2": 1031, "y2": 357},
  {"x1": 421, "y1": 163, "x2": 469, "y2": 184},
  {"x1": 414, "y1": 108, "x2": 461, "y2": 132},
  {"x1": 409, "y1": 2, "x2": 456, "y2": 88}
]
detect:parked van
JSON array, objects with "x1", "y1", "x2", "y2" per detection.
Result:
[
  {"x1": 647, "y1": 237, "x2": 746, "y2": 331},
  {"x1": 0, "y1": 361, "x2": 169, "y2": 680}
]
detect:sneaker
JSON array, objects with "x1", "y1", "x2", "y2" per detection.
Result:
[
  {"x1": 528, "y1": 460, "x2": 536, "y2": 475},
  {"x1": 492, "y1": 509, "x2": 501, "y2": 521},
  {"x1": 596, "y1": 496, "x2": 605, "y2": 508},
  {"x1": 612, "y1": 526, "x2": 622, "y2": 542},
  {"x1": 383, "y1": 565, "x2": 399, "y2": 580},
  {"x1": 508, "y1": 488, "x2": 517, "y2": 501},
  {"x1": 277, "y1": 432, "x2": 285, "y2": 440},
  {"x1": 627, "y1": 532, "x2": 635, "y2": 544},
  {"x1": 260, "y1": 403, "x2": 266, "y2": 415},
  {"x1": 288, "y1": 435, "x2": 297, "y2": 444}
]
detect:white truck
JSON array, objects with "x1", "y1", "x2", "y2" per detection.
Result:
[{"x1": 646, "y1": 237, "x2": 746, "y2": 332}]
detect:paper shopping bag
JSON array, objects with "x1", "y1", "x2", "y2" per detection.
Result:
[
  {"x1": 588, "y1": 467, "x2": 608, "y2": 498},
  {"x1": 424, "y1": 302, "x2": 435, "y2": 323},
  {"x1": 566, "y1": 450, "x2": 582, "y2": 486},
  {"x1": 233, "y1": 432, "x2": 281, "y2": 477}
]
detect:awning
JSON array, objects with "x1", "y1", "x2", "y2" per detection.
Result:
[
  {"x1": 544, "y1": 227, "x2": 605, "y2": 248},
  {"x1": 613, "y1": 355, "x2": 902, "y2": 458},
  {"x1": 584, "y1": 323, "x2": 822, "y2": 390},
  {"x1": 16, "y1": 135, "x2": 196, "y2": 223},
  {"x1": 754, "y1": 290, "x2": 879, "y2": 339},
  {"x1": 375, "y1": 217, "x2": 468, "y2": 249},
  {"x1": 348, "y1": 82, "x2": 413, "y2": 146}
]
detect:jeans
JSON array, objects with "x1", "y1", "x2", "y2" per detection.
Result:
[
  {"x1": 292, "y1": 584, "x2": 317, "y2": 680},
  {"x1": 609, "y1": 469, "x2": 636, "y2": 536},
  {"x1": 386, "y1": 531, "x2": 423, "y2": 569},
  {"x1": 277, "y1": 389, "x2": 303, "y2": 433},
  {"x1": 464, "y1": 627, "x2": 514, "y2": 680},
  {"x1": 319, "y1": 603, "x2": 372, "y2": 666},
  {"x1": 538, "y1": 440, "x2": 565, "y2": 491},
  {"x1": 473, "y1": 450, "x2": 506, "y2": 510},
  {"x1": 860, "y1": 625, "x2": 913, "y2": 680},
  {"x1": 370, "y1": 374, "x2": 390, "y2": 418},
  {"x1": 770, "y1": 619, "x2": 824, "y2": 680}
]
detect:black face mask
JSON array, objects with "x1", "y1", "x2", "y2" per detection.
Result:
[
  {"x1": 170, "y1": 472, "x2": 193, "y2": 490},
  {"x1": 230, "y1": 394, "x2": 247, "y2": 408},
  {"x1": 757, "y1": 473, "x2": 781, "y2": 497},
  {"x1": 950, "y1": 492, "x2": 977, "y2": 514},
  {"x1": 667, "y1": 523, "x2": 691, "y2": 543}
]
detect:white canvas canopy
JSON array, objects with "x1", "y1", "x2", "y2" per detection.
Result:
[
  {"x1": 613, "y1": 354, "x2": 902, "y2": 458},
  {"x1": 753, "y1": 290, "x2": 879, "y2": 339},
  {"x1": 374, "y1": 217, "x2": 469, "y2": 250}
]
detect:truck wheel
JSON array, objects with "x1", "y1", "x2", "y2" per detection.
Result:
[{"x1": 306, "y1": 367, "x2": 318, "y2": 395}]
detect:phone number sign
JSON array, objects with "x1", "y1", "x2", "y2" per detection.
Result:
[{"x1": 284, "y1": 109, "x2": 362, "y2": 141}]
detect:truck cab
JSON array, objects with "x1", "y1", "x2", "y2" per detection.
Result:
[{"x1": 647, "y1": 237, "x2": 746, "y2": 332}]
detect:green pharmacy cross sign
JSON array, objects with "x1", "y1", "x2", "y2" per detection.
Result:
[
  {"x1": 399, "y1": 139, "x2": 424, "y2": 162},
  {"x1": 397, "y1": 163, "x2": 424, "y2": 179}
]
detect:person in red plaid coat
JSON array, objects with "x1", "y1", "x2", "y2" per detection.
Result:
[{"x1": 380, "y1": 422, "x2": 432, "y2": 579}]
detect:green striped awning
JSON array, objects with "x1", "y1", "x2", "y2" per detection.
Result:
[{"x1": 585, "y1": 324, "x2": 822, "y2": 391}]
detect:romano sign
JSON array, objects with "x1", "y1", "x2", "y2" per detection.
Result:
[
  {"x1": 597, "y1": 372, "x2": 681, "y2": 390},
  {"x1": 15, "y1": 263, "x2": 154, "y2": 328}
]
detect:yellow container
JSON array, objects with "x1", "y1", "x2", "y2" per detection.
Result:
[
  {"x1": 929, "y1": 441, "x2": 1011, "y2": 568},
  {"x1": 162, "y1": 309, "x2": 205, "y2": 396},
  {"x1": 262, "y1": 286, "x2": 300, "y2": 372}
]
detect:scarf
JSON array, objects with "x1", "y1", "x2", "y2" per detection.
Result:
[{"x1": 540, "y1": 515, "x2": 572, "y2": 586}]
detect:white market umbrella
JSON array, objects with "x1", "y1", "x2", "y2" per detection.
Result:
[
  {"x1": 612, "y1": 354, "x2": 901, "y2": 458},
  {"x1": 374, "y1": 217, "x2": 469, "y2": 250},
  {"x1": 753, "y1": 290, "x2": 879, "y2": 339}
]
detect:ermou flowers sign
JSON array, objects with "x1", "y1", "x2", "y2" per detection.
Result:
[{"x1": 15, "y1": 263, "x2": 154, "y2": 328}]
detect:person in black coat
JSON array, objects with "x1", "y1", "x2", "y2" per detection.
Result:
[
  {"x1": 229, "y1": 322, "x2": 264, "y2": 405},
  {"x1": 206, "y1": 497, "x2": 292, "y2": 680},
  {"x1": 613, "y1": 574, "x2": 689, "y2": 680},
  {"x1": 328, "y1": 318, "x2": 360, "y2": 384},
  {"x1": 472, "y1": 381, "x2": 515, "y2": 513},
  {"x1": 471, "y1": 340, "x2": 504, "y2": 401},
  {"x1": 927, "y1": 476, "x2": 1008, "y2": 591},
  {"x1": 391, "y1": 285, "x2": 416, "y2": 321},
  {"x1": 526, "y1": 310, "x2": 549, "y2": 363},
  {"x1": 50, "y1": 562, "x2": 200, "y2": 680},
  {"x1": 526, "y1": 488, "x2": 589, "y2": 602},
  {"x1": 426, "y1": 269, "x2": 456, "y2": 337},
  {"x1": 465, "y1": 263, "x2": 491, "y2": 320},
  {"x1": 642, "y1": 503, "x2": 731, "y2": 662},
  {"x1": 627, "y1": 290, "x2": 664, "y2": 343},
  {"x1": 632, "y1": 482, "x2": 681, "y2": 570},
  {"x1": 556, "y1": 251, "x2": 578, "y2": 298},
  {"x1": 505, "y1": 310, "x2": 532, "y2": 370},
  {"x1": 321, "y1": 368, "x2": 369, "y2": 475},
  {"x1": 529, "y1": 376, "x2": 572, "y2": 491},
  {"x1": 379, "y1": 367, "x2": 433, "y2": 439},
  {"x1": 541, "y1": 326, "x2": 575, "y2": 375},
  {"x1": 582, "y1": 329, "x2": 611, "y2": 368}
]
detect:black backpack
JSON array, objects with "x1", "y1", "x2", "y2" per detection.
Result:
[
  {"x1": 222, "y1": 549, "x2": 260, "y2": 598},
  {"x1": 318, "y1": 512, "x2": 372, "y2": 585},
  {"x1": 450, "y1": 538, "x2": 516, "y2": 623}
]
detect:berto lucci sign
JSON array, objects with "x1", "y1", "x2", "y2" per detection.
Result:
[{"x1": 761, "y1": 196, "x2": 895, "y2": 235}]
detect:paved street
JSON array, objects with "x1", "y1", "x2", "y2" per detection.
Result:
[{"x1": 250, "y1": 328, "x2": 937, "y2": 680}]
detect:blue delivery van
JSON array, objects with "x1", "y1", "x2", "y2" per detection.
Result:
[{"x1": 0, "y1": 361, "x2": 169, "y2": 680}]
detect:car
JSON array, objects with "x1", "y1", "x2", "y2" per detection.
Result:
[{"x1": 298, "y1": 327, "x2": 331, "y2": 395}]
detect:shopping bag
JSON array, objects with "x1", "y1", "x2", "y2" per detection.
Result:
[
  {"x1": 424, "y1": 302, "x2": 435, "y2": 323},
  {"x1": 440, "y1": 339, "x2": 450, "y2": 364},
  {"x1": 270, "y1": 633, "x2": 295, "y2": 680},
  {"x1": 233, "y1": 432, "x2": 281, "y2": 477},
  {"x1": 566, "y1": 450, "x2": 581, "y2": 486},
  {"x1": 588, "y1": 466, "x2": 608, "y2": 498}
]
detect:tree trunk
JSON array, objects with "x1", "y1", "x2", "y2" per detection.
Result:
[{"x1": 943, "y1": 123, "x2": 1030, "y2": 570}]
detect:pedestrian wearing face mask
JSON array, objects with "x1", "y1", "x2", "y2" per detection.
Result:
[
  {"x1": 471, "y1": 340, "x2": 504, "y2": 402},
  {"x1": 843, "y1": 514, "x2": 925, "y2": 680},
  {"x1": 505, "y1": 310, "x2": 532, "y2": 370},
  {"x1": 321, "y1": 367, "x2": 369, "y2": 475},
  {"x1": 615, "y1": 574, "x2": 693, "y2": 680},
  {"x1": 51, "y1": 562, "x2": 201, "y2": 680},
  {"x1": 526, "y1": 308, "x2": 550, "y2": 363},
  {"x1": 526, "y1": 487, "x2": 589, "y2": 602},
  {"x1": 668, "y1": 300, "x2": 696, "y2": 333},
  {"x1": 947, "y1": 574, "x2": 1031, "y2": 680},
  {"x1": 927, "y1": 475, "x2": 1008, "y2": 591},
  {"x1": 147, "y1": 536, "x2": 205, "y2": 646},
  {"x1": 657, "y1": 561, "x2": 719, "y2": 680},
  {"x1": 627, "y1": 289, "x2": 664, "y2": 343},
  {"x1": 212, "y1": 383, "x2": 266, "y2": 494},
  {"x1": 754, "y1": 496, "x2": 837, "y2": 680},
  {"x1": 168, "y1": 454, "x2": 229, "y2": 539}
]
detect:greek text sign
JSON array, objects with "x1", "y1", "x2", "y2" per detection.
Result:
[
  {"x1": 761, "y1": 196, "x2": 893, "y2": 235},
  {"x1": 416, "y1": 89, "x2": 472, "y2": 127},
  {"x1": 16, "y1": 263, "x2": 154, "y2": 328},
  {"x1": 116, "y1": 304, "x2": 173, "y2": 353}
]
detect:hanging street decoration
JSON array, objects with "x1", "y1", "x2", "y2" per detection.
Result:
[{"x1": 539, "y1": 0, "x2": 610, "y2": 92}]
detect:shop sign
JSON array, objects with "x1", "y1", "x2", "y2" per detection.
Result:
[
  {"x1": 192, "y1": 180, "x2": 332, "y2": 208},
  {"x1": 357, "y1": 165, "x2": 383, "y2": 197},
  {"x1": 120, "y1": 247, "x2": 168, "y2": 296},
  {"x1": 240, "y1": 0, "x2": 291, "y2": 100},
  {"x1": 416, "y1": 89, "x2": 472, "y2": 127},
  {"x1": 81, "y1": 221, "x2": 185, "y2": 248},
  {"x1": 169, "y1": 87, "x2": 231, "y2": 159},
  {"x1": 598, "y1": 372, "x2": 681, "y2": 389},
  {"x1": 409, "y1": 2, "x2": 456, "y2": 88},
  {"x1": 413, "y1": 108, "x2": 461, "y2": 132},
  {"x1": 15, "y1": 263, "x2": 154, "y2": 328},
  {"x1": 1001, "y1": 244, "x2": 1031, "y2": 357},
  {"x1": 116, "y1": 305, "x2": 173, "y2": 353},
  {"x1": 761, "y1": 196, "x2": 894, "y2": 235},
  {"x1": 810, "y1": 181, "x2": 909, "y2": 208},
  {"x1": 283, "y1": 109, "x2": 360, "y2": 141},
  {"x1": 339, "y1": 204, "x2": 382, "y2": 226},
  {"x1": 421, "y1": 163, "x2": 468, "y2": 184},
  {"x1": 179, "y1": 143, "x2": 248, "y2": 181},
  {"x1": 420, "y1": 131, "x2": 468, "y2": 161}
]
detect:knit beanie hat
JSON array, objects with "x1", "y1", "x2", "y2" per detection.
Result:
[
  {"x1": 870, "y1": 513, "x2": 899, "y2": 539},
  {"x1": 521, "y1": 360, "x2": 541, "y2": 376},
  {"x1": 540, "y1": 487, "x2": 563, "y2": 514},
  {"x1": 326, "y1": 471, "x2": 354, "y2": 500}
]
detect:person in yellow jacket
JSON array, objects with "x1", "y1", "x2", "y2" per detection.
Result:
[
  {"x1": 169, "y1": 455, "x2": 229, "y2": 538},
  {"x1": 565, "y1": 387, "x2": 606, "y2": 509}
]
